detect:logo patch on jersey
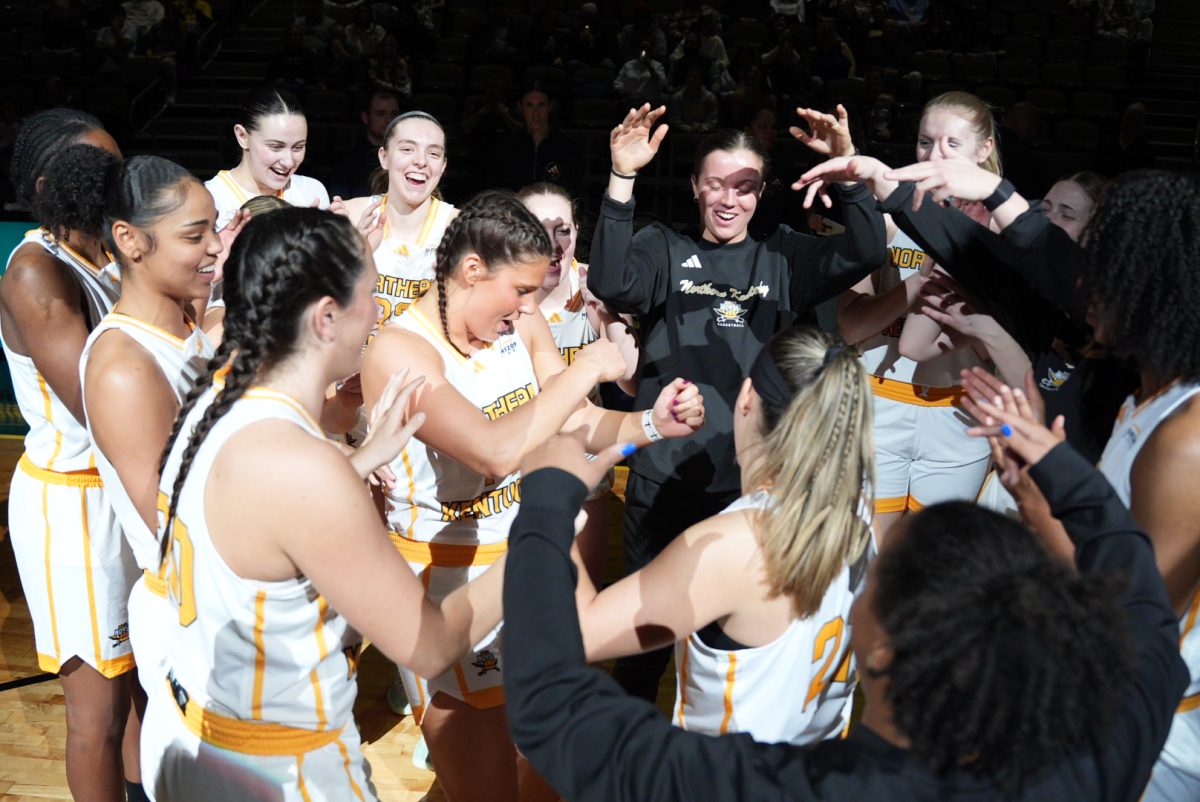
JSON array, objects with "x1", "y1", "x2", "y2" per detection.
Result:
[
  {"x1": 108, "y1": 622, "x2": 129, "y2": 646},
  {"x1": 500, "y1": 339, "x2": 519, "y2": 356},
  {"x1": 472, "y1": 648, "x2": 500, "y2": 675},
  {"x1": 713, "y1": 300, "x2": 748, "y2": 328},
  {"x1": 889, "y1": 245, "x2": 929, "y2": 272},
  {"x1": 1039, "y1": 367, "x2": 1071, "y2": 392},
  {"x1": 680, "y1": 254, "x2": 702, "y2": 269},
  {"x1": 394, "y1": 244, "x2": 409, "y2": 257}
]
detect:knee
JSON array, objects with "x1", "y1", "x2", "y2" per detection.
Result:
[{"x1": 65, "y1": 696, "x2": 127, "y2": 745}]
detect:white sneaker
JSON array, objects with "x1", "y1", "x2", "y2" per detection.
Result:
[{"x1": 412, "y1": 735, "x2": 433, "y2": 771}]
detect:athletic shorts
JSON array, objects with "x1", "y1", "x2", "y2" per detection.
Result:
[
  {"x1": 389, "y1": 532, "x2": 506, "y2": 720},
  {"x1": 9, "y1": 456, "x2": 136, "y2": 677},
  {"x1": 129, "y1": 570, "x2": 172, "y2": 698},
  {"x1": 975, "y1": 470, "x2": 1021, "y2": 520},
  {"x1": 1143, "y1": 706, "x2": 1200, "y2": 802},
  {"x1": 141, "y1": 676, "x2": 376, "y2": 802},
  {"x1": 870, "y1": 386, "x2": 990, "y2": 514}
]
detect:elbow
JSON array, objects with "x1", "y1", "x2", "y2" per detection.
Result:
[
  {"x1": 478, "y1": 450, "x2": 521, "y2": 480},
  {"x1": 896, "y1": 338, "x2": 927, "y2": 362}
]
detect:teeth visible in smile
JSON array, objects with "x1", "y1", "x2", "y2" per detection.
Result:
[
  {"x1": 198, "y1": 266, "x2": 214, "y2": 274},
  {"x1": 716, "y1": 211, "x2": 735, "y2": 221}
]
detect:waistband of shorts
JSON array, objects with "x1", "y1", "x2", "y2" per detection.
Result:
[
  {"x1": 388, "y1": 531, "x2": 507, "y2": 567},
  {"x1": 143, "y1": 569, "x2": 169, "y2": 599},
  {"x1": 870, "y1": 376, "x2": 964, "y2": 407},
  {"x1": 18, "y1": 453, "x2": 104, "y2": 487},
  {"x1": 166, "y1": 675, "x2": 344, "y2": 756}
]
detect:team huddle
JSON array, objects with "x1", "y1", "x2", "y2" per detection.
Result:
[{"x1": 2, "y1": 83, "x2": 1197, "y2": 802}]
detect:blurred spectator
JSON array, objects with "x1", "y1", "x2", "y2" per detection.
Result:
[
  {"x1": 812, "y1": 20, "x2": 857, "y2": 82},
  {"x1": 462, "y1": 81, "x2": 524, "y2": 142},
  {"x1": 868, "y1": 92, "x2": 895, "y2": 141},
  {"x1": 345, "y1": 5, "x2": 386, "y2": 58},
  {"x1": 695, "y1": 12, "x2": 730, "y2": 81},
  {"x1": 743, "y1": 106, "x2": 808, "y2": 238},
  {"x1": 95, "y1": 7, "x2": 140, "y2": 62},
  {"x1": 295, "y1": 0, "x2": 337, "y2": 55},
  {"x1": 887, "y1": 0, "x2": 929, "y2": 23},
  {"x1": 490, "y1": 87, "x2": 582, "y2": 197},
  {"x1": 762, "y1": 24, "x2": 807, "y2": 101},
  {"x1": 614, "y1": 43, "x2": 669, "y2": 106},
  {"x1": 331, "y1": 87, "x2": 401, "y2": 199},
  {"x1": 123, "y1": 0, "x2": 166, "y2": 37},
  {"x1": 669, "y1": 65, "x2": 719, "y2": 133},
  {"x1": 366, "y1": 36, "x2": 411, "y2": 98},
  {"x1": 619, "y1": 4, "x2": 668, "y2": 62},
  {"x1": 770, "y1": 0, "x2": 808, "y2": 23},
  {"x1": 1097, "y1": 102, "x2": 1159, "y2": 176},
  {"x1": 669, "y1": 29, "x2": 715, "y2": 90},
  {"x1": 728, "y1": 63, "x2": 778, "y2": 126}
]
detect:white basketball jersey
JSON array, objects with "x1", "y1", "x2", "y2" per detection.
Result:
[
  {"x1": 542, "y1": 261, "x2": 597, "y2": 366},
  {"x1": 1099, "y1": 382, "x2": 1200, "y2": 701},
  {"x1": 372, "y1": 195, "x2": 456, "y2": 327},
  {"x1": 857, "y1": 229, "x2": 982, "y2": 388},
  {"x1": 81, "y1": 313, "x2": 214, "y2": 570},
  {"x1": 673, "y1": 490, "x2": 871, "y2": 745},
  {"x1": 384, "y1": 307, "x2": 539, "y2": 546},
  {"x1": 204, "y1": 170, "x2": 330, "y2": 231},
  {"x1": 158, "y1": 384, "x2": 361, "y2": 730},
  {"x1": 1, "y1": 229, "x2": 121, "y2": 472}
]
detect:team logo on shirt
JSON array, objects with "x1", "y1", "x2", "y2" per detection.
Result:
[
  {"x1": 481, "y1": 382, "x2": 536, "y2": 420},
  {"x1": 713, "y1": 300, "x2": 748, "y2": 328},
  {"x1": 471, "y1": 648, "x2": 501, "y2": 676},
  {"x1": 1039, "y1": 367, "x2": 1071, "y2": 392},
  {"x1": 108, "y1": 622, "x2": 129, "y2": 646},
  {"x1": 680, "y1": 254, "x2": 702, "y2": 269}
]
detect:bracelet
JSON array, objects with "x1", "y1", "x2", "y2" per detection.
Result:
[
  {"x1": 641, "y1": 408, "x2": 663, "y2": 442},
  {"x1": 611, "y1": 168, "x2": 638, "y2": 180},
  {"x1": 983, "y1": 178, "x2": 1016, "y2": 212}
]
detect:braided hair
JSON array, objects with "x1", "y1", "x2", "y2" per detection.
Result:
[
  {"x1": 1077, "y1": 170, "x2": 1200, "y2": 387},
  {"x1": 32, "y1": 144, "x2": 121, "y2": 240},
  {"x1": 10, "y1": 108, "x2": 106, "y2": 208},
  {"x1": 101, "y1": 155, "x2": 198, "y2": 263},
  {"x1": 875, "y1": 502, "x2": 1134, "y2": 793},
  {"x1": 158, "y1": 208, "x2": 365, "y2": 561},
  {"x1": 430, "y1": 189, "x2": 552, "y2": 358}
]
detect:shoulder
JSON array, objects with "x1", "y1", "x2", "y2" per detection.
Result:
[
  {"x1": 1136, "y1": 395, "x2": 1200, "y2": 481},
  {"x1": 341, "y1": 195, "x2": 374, "y2": 219},
  {"x1": 291, "y1": 174, "x2": 330, "y2": 203},
  {"x1": 365, "y1": 323, "x2": 444, "y2": 377},
  {"x1": 1, "y1": 241, "x2": 82, "y2": 307},
  {"x1": 86, "y1": 329, "x2": 168, "y2": 395},
  {"x1": 678, "y1": 507, "x2": 761, "y2": 559},
  {"x1": 218, "y1": 416, "x2": 356, "y2": 496}
]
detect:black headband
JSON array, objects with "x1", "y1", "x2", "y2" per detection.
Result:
[{"x1": 749, "y1": 341, "x2": 854, "y2": 409}]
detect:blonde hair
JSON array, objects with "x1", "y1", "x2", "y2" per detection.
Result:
[
  {"x1": 239, "y1": 194, "x2": 291, "y2": 217},
  {"x1": 923, "y1": 91, "x2": 1003, "y2": 176},
  {"x1": 744, "y1": 327, "x2": 875, "y2": 618}
]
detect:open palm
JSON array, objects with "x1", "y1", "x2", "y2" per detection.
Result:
[{"x1": 610, "y1": 104, "x2": 669, "y2": 175}]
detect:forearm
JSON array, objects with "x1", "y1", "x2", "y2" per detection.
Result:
[
  {"x1": 320, "y1": 388, "x2": 361, "y2": 435},
  {"x1": 818, "y1": 183, "x2": 889, "y2": 293},
  {"x1": 485, "y1": 362, "x2": 603, "y2": 474},
  {"x1": 974, "y1": 327, "x2": 1032, "y2": 387},
  {"x1": 838, "y1": 278, "x2": 915, "y2": 345},
  {"x1": 897, "y1": 309, "x2": 955, "y2": 362},
  {"x1": 563, "y1": 403, "x2": 657, "y2": 451},
  {"x1": 587, "y1": 194, "x2": 657, "y2": 314}
]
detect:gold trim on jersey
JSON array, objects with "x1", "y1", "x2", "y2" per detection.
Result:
[
  {"x1": 103, "y1": 312, "x2": 196, "y2": 348},
  {"x1": 406, "y1": 307, "x2": 471, "y2": 366},
  {"x1": 676, "y1": 644, "x2": 690, "y2": 727},
  {"x1": 165, "y1": 676, "x2": 347, "y2": 755},
  {"x1": 143, "y1": 568, "x2": 169, "y2": 599},
  {"x1": 719, "y1": 653, "x2": 737, "y2": 734},
  {"x1": 388, "y1": 531, "x2": 507, "y2": 567},
  {"x1": 18, "y1": 454, "x2": 103, "y2": 487},
  {"x1": 242, "y1": 388, "x2": 323, "y2": 434},
  {"x1": 870, "y1": 376, "x2": 964, "y2": 407},
  {"x1": 381, "y1": 195, "x2": 442, "y2": 246},
  {"x1": 217, "y1": 170, "x2": 283, "y2": 204},
  {"x1": 46, "y1": 230, "x2": 116, "y2": 281}
]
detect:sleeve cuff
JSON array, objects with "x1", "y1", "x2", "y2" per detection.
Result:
[
  {"x1": 1028, "y1": 441, "x2": 1092, "y2": 511},
  {"x1": 834, "y1": 181, "x2": 875, "y2": 204},
  {"x1": 601, "y1": 193, "x2": 637, "y2": 221},
  {"x1": 518, "y1": 468, "x2": 589, "y2": 520},
  {"x1": 879, "y1": 181, "x2": 915, "y2": 215}
]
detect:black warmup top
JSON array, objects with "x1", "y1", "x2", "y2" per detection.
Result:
[
  {"x1": 879, "y1": 183, "x2": 1136, "y2": 463},
  {"x1": 503, "y1": 445, "x2": 1188, "y2": 802},
  {"x1": 588, "y1": 182, "x2": 888, "y2": 495}
]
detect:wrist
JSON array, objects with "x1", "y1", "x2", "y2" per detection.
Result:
[
  {"x1": 641, "y1": 408, "x2": 665, "y2": 442},
  {"x1": 610, "y1": 166, "x2": 638, "y2": 180},
  {"x1": 982, "y1": 177, "x2": 1014, "y2": 211}
]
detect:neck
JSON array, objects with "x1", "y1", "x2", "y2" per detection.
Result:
[
  {"x1": 419, "y1": 285, "x2": 484, "y2": 353},
  {"x1": 60, "y1": 229, "x2": 107, "y2": 266},
  {"x1": 366, "y1": 132, "x2": 384, "y2": 147},
  {"x1": 255, "y1": 353, "x2": 336, "y2": 423},
  {"x1": 1138, "y1": 369, "x2": 1172, "y2": 401},
  {"x1": 529, "y1": 126, "x2": 550, "y2": 146},
  {"x1": 230, "y1": 161, "x2": 277, "y2": 197},
  {"x1": 736, "y1": 441, "x2": 766, "y2": 495},
  {"x1": 859, "y1": 691, "x2": 910, "y2": 751},
  {"x1": 112, "y1": 278, "x2": 195, "y2": 337},
  {"x1": 385, "y1": 189, "x2": 433, "y2": 236},
  {"x1": 536, "y1": 272, "x2": 573, "y2": 308}
]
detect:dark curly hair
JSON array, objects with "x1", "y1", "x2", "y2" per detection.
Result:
[
  {"x1": 10, "y1": 108, "x2": 105, "y2": 207},
  {"x1": 1078, "y1": 170, "x2": 1200, "y2": 386},
  {"x1": 873, "y1": 502, "x2": 1134, "y2": 793},
  {"x1": 431, "y1": 189, "x2": 552, "y2": 358},
  {"x1": 32, "y1": 144, "x2": 121, "y2": 240},
  {"x1": 101, "y1": 155, "x2": 198, "y2": 264},
  {"x1": 158, "y1": 208, "x2": 365, "y2": 562}
]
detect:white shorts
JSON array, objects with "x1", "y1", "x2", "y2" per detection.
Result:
[
  {"x1": 141, "y1": 677, "x2": 377, "y2": 802},
  {"x1": 128, "y1": 571, "x2": 172, "y2": 698},
  {"x1": 390, "y1": 532, "x2": 506, "y2": 720},
  {"x1": 976, "y1": 470, "x2": 1020, "y2": 520},
  {"x1": 8, "y1": 456, "x2": 136, "y2": 677},
  {"x1": 870, "y1": 385, "x2": 991, "y2": 514},
  {"x1": 1143, "y1": 706, "x2": 1200, "y2": 802}
]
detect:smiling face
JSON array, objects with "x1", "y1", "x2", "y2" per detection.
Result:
[
  {"x1": 236, "y1": 112, "x2": 308, "y2": 193},
  {"x1": 136, "y1": 180, "x2": 223, "y2": 301},
  {"x1": 691, "y1": 148, "x2": 764, "y2": 245},
  {"x1": 916, "y1": 108, "x2": 994, "y2": 166},
  {"x1": 520, "y1": 192, "x2": 576, "y2": 291},
  {"x1": 462, "y1": 256, "x2": 548, "y2": 343},
  {"x1": 380, "y1": 117, "x2": 446, "y2": 209},
  {"x1": 1041, "y1": 179, "x2": 1095, "y2": 243}
]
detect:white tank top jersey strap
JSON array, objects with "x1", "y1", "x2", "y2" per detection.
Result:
[
  {"x1": 672, "y1": 490, "x2": 872, "y2": 745},
  {"x1": 2, "y1": 229, "x2": 121, "y2": 472},
  {"x1": 80, "y1": 313, "x2": 214, "y2": 570},
  {"x1": 384, "y1": 307, "x2": 539, "y2": 548},
  {"x1": 372, "y1": 195, "x2": 456, "y2": 327},
  {"x1": 204, "y1": 170, "x2": 330, "y2": 231},
  {"x1": 857, "y1": 229, "x2": 982, "y2": 391},
  {"x1": 157, "y1": 386, "x2": 363, "y2": 734},
  {"x1": 542, "y1": 260, "x2": 598, "y2": 365},
  {"x1": 1099, "y1": 382, "x2": 1200, "y2": 801}
]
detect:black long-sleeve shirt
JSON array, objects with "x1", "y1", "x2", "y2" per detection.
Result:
[
  {"x1": 878, "y1": 184, "x2": 1136, "y2": 462},
  {"x1": 504, "y1": 448, "x2": 1188, "y2": 802},
  {"x1": 587, "y1": 183, "x2": 887, "y2": 494}
]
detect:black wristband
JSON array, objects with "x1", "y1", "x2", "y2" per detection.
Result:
[
  {"x1": 983, "y1": 178, "x2": 1016, "y2": 212},
  {"x1": 610, "y1": 168, "x2": 637, "y2": 180}
]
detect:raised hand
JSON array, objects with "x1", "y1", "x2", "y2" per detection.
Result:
[
  {"x1": 574, "y1": 338, "x2": 627, "y2": 384},
  {"x1": 351, "y1": 368, "x2": 427, "y2": 486},
  {"x1": 610, "y1": 103, "x2": 669, "y2": 175},
  {"x1": 212, "y1": 208, "x2": 251, "y2": 285},
  {"x1": 651, "y1": 377, "x2": 705, "y2": 438},
  {"x1": 883, "y1": 149, "x2": 1002, "y2": 212},
  {"x1": 792, "y1": 154, "x2": 886, "y2": 209},
  {"x1": 789, "y1": 104, "x2": 854, "y2": 159},
  {"x1": 520, "y1": 430, "x2": 635, "y2": 495}
]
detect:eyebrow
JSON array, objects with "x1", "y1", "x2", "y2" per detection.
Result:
[{"x1": 180, "y1": 219, "x2": 210, "y2": 228}]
